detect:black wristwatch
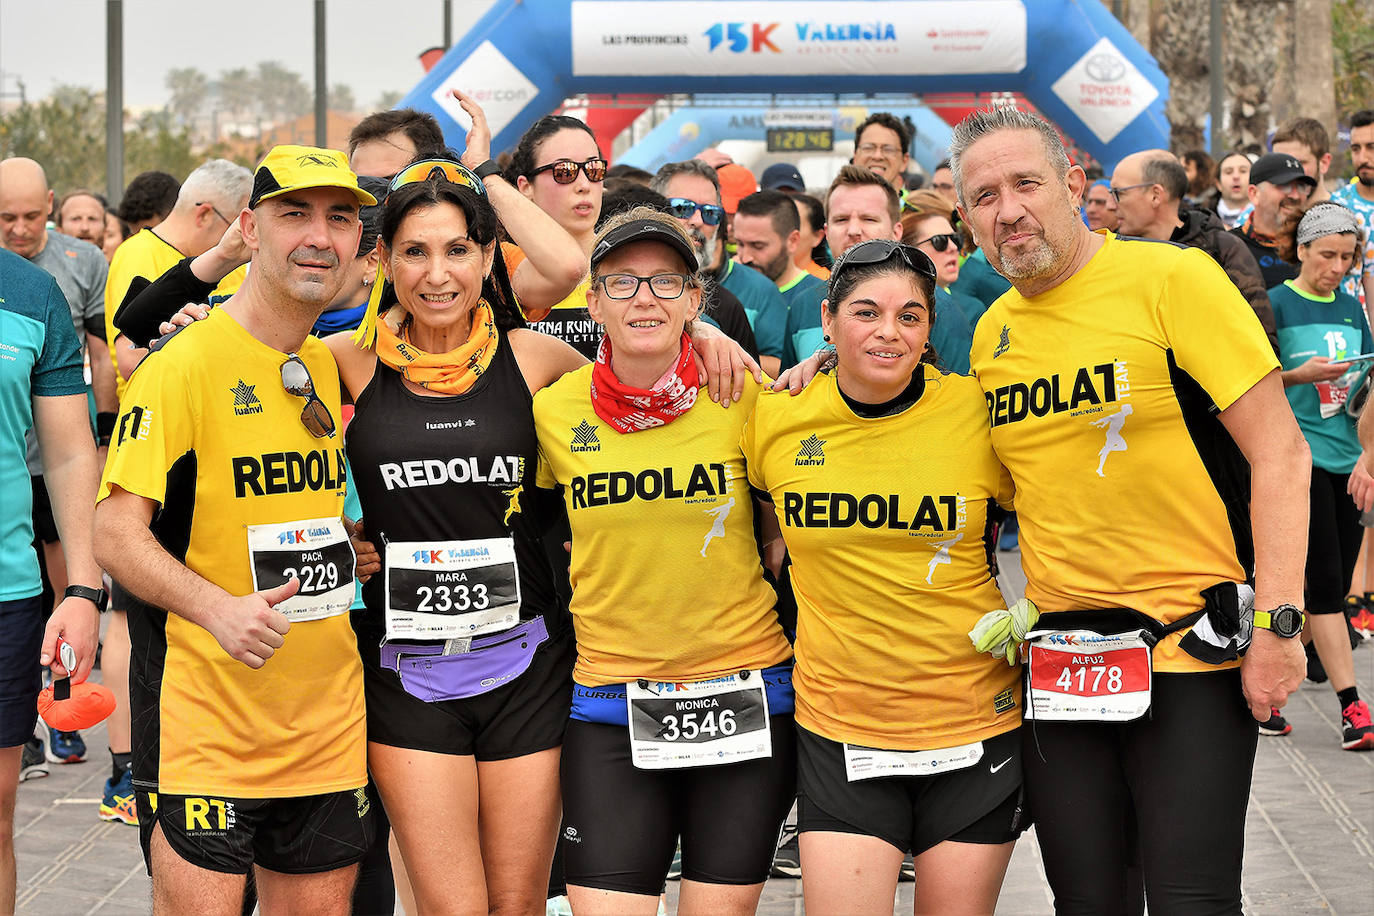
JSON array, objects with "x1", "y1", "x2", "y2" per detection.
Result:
[
  {"x1": 472, "y1": 159, "x2": 502, "y2": 181},
  {"x1": 1253, "y1": 603, "x2": 1303, "y2": 638},
  {"x1": 64, "y1": 584, "x2": 108, "y2": 613}
]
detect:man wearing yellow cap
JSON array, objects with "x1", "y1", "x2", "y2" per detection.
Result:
[{"x1": 94, "y1": 146, "x2": 377, "y2": 913}]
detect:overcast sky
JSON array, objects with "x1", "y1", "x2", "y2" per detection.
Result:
[{"x1": 0, "y1": 0, "x2": 497, "y2": 110}]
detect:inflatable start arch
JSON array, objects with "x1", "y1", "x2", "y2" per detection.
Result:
[{"x1": 403, "y1": 0, "x2": 1168, "y2": 171}]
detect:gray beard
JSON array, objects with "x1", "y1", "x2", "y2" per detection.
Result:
[{"x1": 697, "y1": 233, "x2": 718, "y2": 271}]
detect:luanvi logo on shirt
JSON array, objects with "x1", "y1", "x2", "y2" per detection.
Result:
[
  {"x1": 231, "y1": 380, "x2": 263, "y2": 416},
  {"x1": 795, "y1": 434, "x2": 826, "y2": 466},
  {"x1": 993, "y1": 325, "x2": 1011, "y2": 359},
  {"x1": 570, "y1": 420, "x2": 601, "y2": 453}
]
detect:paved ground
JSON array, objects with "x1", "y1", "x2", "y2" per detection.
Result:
[{"x1": 15, "y1": 553, "x2": 1374, "y2": 913}]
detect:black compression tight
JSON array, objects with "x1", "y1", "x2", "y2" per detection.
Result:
[{"x1": 1022, "y1": 670, "x2": 1257, "y2": 916}]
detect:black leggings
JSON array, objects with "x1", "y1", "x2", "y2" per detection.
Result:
[
  {"x1": 560, "y1": 716, "x2": 796, "y2": 896},
  {"x1": 1307, "y1": 465, "x2": 1363, "y2": 614},
  {"x1": 1023, "y1": 669, "x2": 1257, "y2": 916}
]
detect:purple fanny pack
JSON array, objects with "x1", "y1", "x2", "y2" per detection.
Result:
[{"x1": 380, "y1": 616, "x2": 549, "y2": 702}]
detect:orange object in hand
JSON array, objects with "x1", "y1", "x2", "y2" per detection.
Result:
[{"x1": 37, "y1": 639, "x2": 115, "y2": 730}]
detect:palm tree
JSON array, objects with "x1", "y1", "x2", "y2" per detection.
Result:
[
  {"x1": 165, "y1": 67, "x2": 208, "y2": 126},
  {"x1": 218, "y1": 68, "x2": 256, "y2": 127},
  {"x1": 1149, "y1": 1, "x2": 1210, "y2": 151},
  {"x1": 329, "y1": 83, "x2": 357, "y2": 113}
]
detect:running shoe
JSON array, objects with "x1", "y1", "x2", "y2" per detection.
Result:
[
  {"x1": 1340, "y1": 699, "x2": 1374, "y2": 751},
  {"x1": 1306, "y1": 642, "x2": 1328, "y2": 684},
  {"x1": 1351, "y1": 606, "x2": 1374, "y2": 640},
  {"x1": 769, "y1": 823, "x2": 801, "y2": 878},
  {"x1": 19, "y1": 736, "x2": 48, "y2": 781},
  {"x1": 36, "y1": 719, "x2": 86, "y2": 764},
  {"x1": 51, "y1": 728, "x2": 86, "y2": 762},
  {"x1": 99, "y1": 769, "x2": 139, "y2": 825},
  {"x1": 1258, "y1": 708, "x2": 1291, "y2": 737}
]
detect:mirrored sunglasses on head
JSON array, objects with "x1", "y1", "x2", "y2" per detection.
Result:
[
  {"x1": 666, "y1": 198, "x2": 725, "y2": 226},
  {"x1": 388, "y1": 159, "x2": 485, "y2": 199},
  {"x1": 530, "y1": 157, "x2": 608, "y2": 184},
  {"x1": 280, "y1": 354, "x2": 336, "y2": 438},
  {"x1": 832, "y1": 239, "x2": 937, "y2": 282}
]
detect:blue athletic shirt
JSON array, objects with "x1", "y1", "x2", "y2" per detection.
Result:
[
  {"x1": 779, "y1": 271, "x2": 829, "y2": 368},
  {"x1": 719, "y1": 259, "x2": 787, "y2": 360},
  {"x1": 1271, "y1": 279, "x2": 1374, "y2": 473},
  {"x1": 950, "y1": 248, "x2": 1012, "y2": 311},
  {"x1": 933, "y1": 287, "x2": 976, "y2": 376},
  {"x1": 0, "y1": 249, "x2": 85, "y2": 600}
]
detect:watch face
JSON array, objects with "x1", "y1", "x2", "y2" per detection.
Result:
[{"x1": 1274, "y1": 606, "x2": 1300, "y2": 636}]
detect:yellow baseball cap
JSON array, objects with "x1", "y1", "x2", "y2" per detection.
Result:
[{"x1": 249, "y1": 145, "x2": 378, "y2": 209}]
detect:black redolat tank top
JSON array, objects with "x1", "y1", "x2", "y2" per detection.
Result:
[{"x1": 346, "y1": 332, "x2": 563, "y2": 639}]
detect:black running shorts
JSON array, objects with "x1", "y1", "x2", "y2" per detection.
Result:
[
  {"x1": 0, "y1": 595, "x2": 43, "y2": 747},
  {"x1": 560, "y1": 715, "x2": 797, "y2": 895},
  {"x1": 137, "y1": 786, "x2": 374, "y2": 875},
  {"x1": 361, "y1": 625, "x2": 573, "y2": 759},
  {"x1": 796, "y1": 725, "x2": 1026, "y2": 855}
]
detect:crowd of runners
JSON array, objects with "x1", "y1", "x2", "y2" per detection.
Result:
[{"x1": 1, "y1": 89, "x2": 1372, "y2": 916}]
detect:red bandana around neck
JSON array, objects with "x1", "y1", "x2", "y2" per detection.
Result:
[{"x1": 589, "y1": 333, "x2": 700, "y2": 433}]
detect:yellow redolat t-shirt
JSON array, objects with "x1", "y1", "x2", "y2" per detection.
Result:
[
  {"x1": 97, "y1": 307, "x2": 365, "y2": 798},
  {"x1": 970, "y1": 232, "x2": 1279, "y2": 674},
  {"x1": 534, "y1": 366, "x2": 791, "y2": 687},
  {"x1": 105, "y1": 229, "x2": 247, "y2": 401},
  {"x1": 741, "y1": 365, "x2": 1019, "y2": 750}
]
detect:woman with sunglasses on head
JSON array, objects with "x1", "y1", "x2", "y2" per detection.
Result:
[
  {"x1": 741, "y1": 239, "x2": 1025, "y2": 915},
  {"x1": 898, "y1": 190, "x2": 979, "y2": 375},
  {"x1": 532, "y1": 208, "x2": 795, "y2": 915},
  {"x1": 324, "y1": 154, "x2": 592, "y2": 914}
]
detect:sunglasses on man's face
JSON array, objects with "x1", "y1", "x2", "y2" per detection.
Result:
[
  {"x1": 530, "y1": 158, "x2": 608, "y2": 185},
  {"x1": 281, "y1": 354, "x2": 336, "y2": 439},
  {"x1": 666, "y1": 198, "x2": 725, "y2": 226},
  {"x1": 915, "y1": 233, "x2": 963, "y2": 253}
]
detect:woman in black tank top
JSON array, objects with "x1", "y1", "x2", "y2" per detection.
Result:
[{"x1": 326, "y1": 161, "x2": 590, "y2": 913}]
